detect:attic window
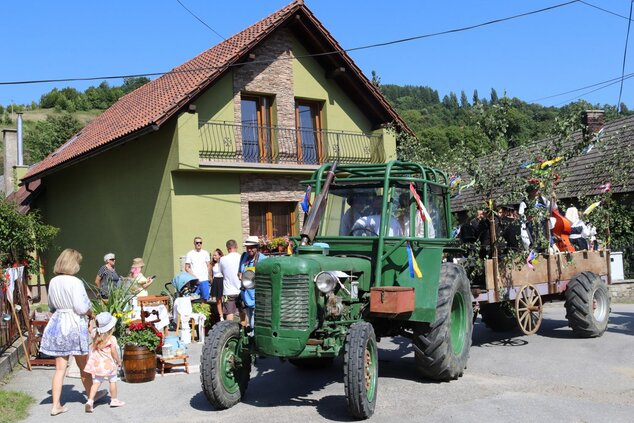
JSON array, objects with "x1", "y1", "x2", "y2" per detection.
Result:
[{"x1": 52, "y1": 132, "x2": 82, "y2": 157}]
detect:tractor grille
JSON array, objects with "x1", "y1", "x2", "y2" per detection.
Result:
[
  {"x1": 254, "y1": 273, "x2": 310, "y2": 330},
  {"x1": 255, "y1": 274, "x2": 273, "y2": 327},
  {"x1": 280, "y1": 274, "x2": 310, "y2": 330}
]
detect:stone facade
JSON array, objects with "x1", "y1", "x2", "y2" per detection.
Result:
[
  {"x1": 233, "y1": 28, "x2": 295, "y2": 159},
  {"x1": 239, "y1": 174, "x2": 306, "y2": 241},
  {"x1": 609, "y1": 280, "x2": 634, "y2": 303}
]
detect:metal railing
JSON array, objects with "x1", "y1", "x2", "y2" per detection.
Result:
[{"x1": 199, "y1": 122, "x2": 384, "y2": 165}]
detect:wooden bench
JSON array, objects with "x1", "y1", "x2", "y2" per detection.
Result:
[{"x1": 157, "y1": 354, "x2": 189, "y2": 375}]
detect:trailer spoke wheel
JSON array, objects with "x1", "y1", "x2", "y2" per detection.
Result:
[{"x1": 515, "y1": 284, "x2": 543, "y2": 335}]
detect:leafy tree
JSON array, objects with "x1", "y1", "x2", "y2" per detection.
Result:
[
  {"x1": 370, "y1": 71, "x2": 381, "y2": 89},
  {"x1": 24, "y1": 113, "x2": 84, "y2": 162},
  {"x1": 0, "y1": 198, "x2": 59, "y2": 274}
]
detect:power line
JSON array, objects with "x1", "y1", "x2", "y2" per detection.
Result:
[
  {"x1": 579, "y1": 0, "x2": 632, "y2": 20},
  {"x1": 0, "y1": 0, "x2": 580, "y2": 87},
  {"x1": 175, "y1": 0, "x2": 225, "y2": 40},
  {"x1": 530, "y1": 72, "x2": 634, "y2": 102},
  {"x1": 556, "y1": 73, "x2": 634, "y2": 106},
  {"x1": 617, "y1": 0, "x2": 634, "y2": 112}
]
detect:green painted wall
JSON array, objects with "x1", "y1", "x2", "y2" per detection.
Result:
[
  {"x1": 292, "y1": 38, "x2": 372, "y2": 133},
  {"x1": 195, "y1": 71, "x2": 234, "y2": 123},
  {"x1": 170, "y1": 171, "x2": 242, "y2": 269},
  {"x1": 37, "y1": 121, "x2": 178, "y2": 293}
]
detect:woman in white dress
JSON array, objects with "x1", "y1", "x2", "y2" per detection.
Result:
[{"x1": 40, "y1": 248, "x2": 94, "y2": 416}]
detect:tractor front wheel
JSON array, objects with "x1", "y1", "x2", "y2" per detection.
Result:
[
  {"x1": 413, "y1": 263, "x2": 473, "y2": 381},
  {"x1": 343, "y1": 322, "x2": 378, "y2": 419},
  {"x1": 200, "y1": 321, "x2": 252, "y2": 409}
]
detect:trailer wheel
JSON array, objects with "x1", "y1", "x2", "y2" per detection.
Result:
[
  {"x1": 344, "y1": 322, "x2": 378, "y2": 419},
  {"x1": 413, "y1": 263, "x2": 473, "y2": 381},
  {"x1": 479, "y1": 303, "x2": 518, "y2": 332},
  {"x1": 565, "y1": 272, "x2": 610, "y2": 338},
  {"x1": 200, "y1": 321, "x2": 251, "y2": 409}
]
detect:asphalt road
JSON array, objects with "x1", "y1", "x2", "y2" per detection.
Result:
[{"x1": 7, "y1": 303, "x2": 634, "y2": 423}]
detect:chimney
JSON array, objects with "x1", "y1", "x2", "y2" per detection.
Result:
[
  {"x1": 582, "y1": 110, "x2": 605, "y2": 138},
  {"x1": 16, "y1": 113, "x2": 24, "y2": 166},
  {"x1": 2, "y1": 128, "x2": 18, "y2": 196}
]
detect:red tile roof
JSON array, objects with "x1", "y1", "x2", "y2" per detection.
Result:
[{"x1": 23, "y1": 0, "x2": 407, "y2": 183}]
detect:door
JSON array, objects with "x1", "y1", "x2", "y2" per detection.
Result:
[
  {"x1": 241, "y1": 95, "x2": 272, "y2": 163},
  {"x1": 295, "y1": 100, "x2": 322, "y2": 164}
]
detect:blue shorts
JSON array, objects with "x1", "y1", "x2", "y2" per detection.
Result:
[{"x1": 194, "y1": 280, "x2": 210, "y2": 301}]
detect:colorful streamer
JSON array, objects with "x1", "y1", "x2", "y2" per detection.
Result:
[
  {"x1": 406, "y1": 242, "x2": 422, "y2": 279},
  {"x1": 583, "y1": 201, "x2": 601, "y2": 216},
  {"x1": 540, "y1": 157, "x2": 562, "y2": 169},
  {"x1": 409, "y1": 183, "x2": 431, "y2": 223},
  {"x1": 526, "y1": 250, "x2": 538, "y2": 270},
  {"x1": 300, "y1": 186, "x2": 312, "y2": 213}
]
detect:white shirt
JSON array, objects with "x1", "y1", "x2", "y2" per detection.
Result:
[
  {"x1": 351, "y1": 215, "x2": 402, "y2": 237},
  {"x1": 219, "y1": 252, "x2": 242, "y2": 296},
  {"x1": 185, "y1": 249, "x2": 210, "y2": 282},
  {"x1": 212, "y1": 262, "x2": 223, "y2": 278}
]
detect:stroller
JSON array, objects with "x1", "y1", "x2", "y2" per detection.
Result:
[{"x1": 162, "y1": 272, "x2": 199, "y2": 331}]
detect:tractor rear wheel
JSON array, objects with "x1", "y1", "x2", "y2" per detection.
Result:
[
  {"x1": 413, "y1": 263, "x2": 473, "y2": 381},
  {"x1": 200, "y1": 321, "x2": 251, "y2": 409},
  {"x1": 565, "y1": 272, "x2": 610, "y2": 338},
  {"x1": 343, "y1": 322, "x2": 378, "y2": 419}
]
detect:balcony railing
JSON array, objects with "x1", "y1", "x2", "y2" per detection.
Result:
[{"x1": 199, "y1": 121, "x2": 384, "y2": 165}]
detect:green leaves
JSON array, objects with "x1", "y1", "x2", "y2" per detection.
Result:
[{"x1": 24, "y1": 113, "x2": 83, "y2": 162}]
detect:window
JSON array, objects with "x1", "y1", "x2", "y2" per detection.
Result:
[
  {"x1": 249, "y1": 202, "x2": 297, "y2": 238},
  {"x1": 295, "y1": 100, "x2": 323, "y2": 164},
  {"x1": 241, "y1": 95, "x2": 273, "y2": 163}
]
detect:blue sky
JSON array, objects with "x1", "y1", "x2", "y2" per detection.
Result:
[{"x1": 2, "y1": 0, "x2": 634, "y2": 108}]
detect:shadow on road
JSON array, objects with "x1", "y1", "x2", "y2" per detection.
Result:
[{"x1": 606, "y1": 311, "x2": 634, "y2": 336}]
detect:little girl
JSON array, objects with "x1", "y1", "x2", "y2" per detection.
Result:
[{"x1": 83, "y1": 312, "x2": 125, "y2": 412}]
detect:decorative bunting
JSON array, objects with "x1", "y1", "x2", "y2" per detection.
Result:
[
  {"x1": 406, "y1": 242, "x2": 422, "y2": 279},
  {"x1": 539, "y1": 157, "x2": 562, "y2": 169}
]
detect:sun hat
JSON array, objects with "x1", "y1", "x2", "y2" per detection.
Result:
[
  {"x1": 103, "y1": 253, "x2": 115, "y2": 262},
  {"x1": 95, "y1": 312, "x2": 117, "y2": 334},
  {"x1": 243, "y1": 235, "x2": 260, "y2": 246},
  {"x1": 131, "y1": 257, "x2": 145, "y2": 268}
]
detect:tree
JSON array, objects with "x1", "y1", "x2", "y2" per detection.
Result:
[
  {"x1": 370, "y1": 71, "x2": 381, "y2": 89},
  {"x1": 460, "y1": 90, "x2": 469, "y2": 109},
  {"x1": 472, "y1": 89, "x2": 480, "y2": 105},
  {"x1": 490, "y1": 88, "x2": 499, "y2": 104},
  {"x1": 24, "y1": 113, "x2": 84, "y2": 162},
  {"x1": 0, "y1": 198, "x2": 58, "y2": 273}
]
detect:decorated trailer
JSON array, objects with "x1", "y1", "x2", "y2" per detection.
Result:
[{"x1": 200, "y1": 161, "x2": 472, "y2": 419}]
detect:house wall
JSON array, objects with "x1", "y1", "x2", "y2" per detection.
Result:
[{"x1": 36, "y1": 121, "x2": 177, "y2": 290}]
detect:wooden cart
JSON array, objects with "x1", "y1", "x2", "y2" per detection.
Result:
[{"x1": 472, "y1": 249, "x2": 612, "y2": 336}]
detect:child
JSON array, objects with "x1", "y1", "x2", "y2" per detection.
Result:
[{"x1": 83, "y1": 312, "x2": 125, "y2": 412}]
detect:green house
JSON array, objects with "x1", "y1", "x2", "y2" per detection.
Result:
[{"x1": 20, "y1": 0, "x2": 409, "y2": 289}]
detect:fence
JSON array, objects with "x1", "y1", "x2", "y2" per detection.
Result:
[{"x1": 0, "y1": 269, "x2": 30, "y2": 355}]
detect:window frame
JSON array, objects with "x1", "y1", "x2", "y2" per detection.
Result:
[
  {"x1": 241, "y1": 94, "x2": 273, "y2": 163},
  {"x1": 295, "y1": 99, "x2": 323, "y2": 164}
]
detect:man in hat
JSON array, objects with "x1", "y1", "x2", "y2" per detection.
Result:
[
  {"x1": 239, "y1": 236, "x2": 267, "y2": 334},
  {"x1": 185, "y1": 236, "x2": 211, "y2": 301}
]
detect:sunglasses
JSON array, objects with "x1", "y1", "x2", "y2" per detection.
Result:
[
  {"x1": 109, "y1": 258, "x2": 116, "y2": 261},
  {"x1": 195, "y1": 241, "x2": 203, "y2": 245}
]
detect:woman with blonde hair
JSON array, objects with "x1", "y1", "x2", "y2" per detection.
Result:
[{"x1": 40, "y1": 248, "x2": 96, "y2": 416}]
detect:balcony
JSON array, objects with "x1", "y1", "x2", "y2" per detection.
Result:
[{"x1": 199, "y1": 121, "x2": 385, "y2": 166}]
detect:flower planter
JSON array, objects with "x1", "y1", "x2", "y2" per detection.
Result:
[{"x1": 122, "y1": 345, "x2": 156, "y2": 383}]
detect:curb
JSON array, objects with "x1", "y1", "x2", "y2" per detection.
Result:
[{"x1": 0, "y1": 336, "x2": 27, "y2": 381}]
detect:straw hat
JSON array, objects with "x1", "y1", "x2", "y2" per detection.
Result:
[
  {"x1": 131, "y1": 257, "x2": 145, "y2": 268},
  {"x1": 95, "y1": 312, "x2": 117, "y2": 334}
]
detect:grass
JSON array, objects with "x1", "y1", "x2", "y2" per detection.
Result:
[{"x1": 0, "y1": 390, "x2": 35, "y2": 423}]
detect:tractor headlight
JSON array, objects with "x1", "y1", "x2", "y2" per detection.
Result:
[
  {"x1": 314, "y1": 271, "x2": 339, "y2": 294},
  {"x1": 241, "y1": 270, "x2": 256, "y2": 289}
]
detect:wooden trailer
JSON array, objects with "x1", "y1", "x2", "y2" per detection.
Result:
[{"x1": 472, "y1": 249, "x2": 612, "y2": 336}]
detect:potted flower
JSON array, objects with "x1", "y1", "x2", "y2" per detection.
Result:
[
  {"x1": 119, "y1": 321, "x2": 163, "y2": 383},
  {"x1": 89, "y1": 278, "x2": 135, "y2": 338},
  {"x1": 270, "y1": 236, "x2": 289, "y2": 253}
]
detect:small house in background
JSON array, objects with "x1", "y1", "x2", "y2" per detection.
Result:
[{"x1": 16, "y1": 0, "x2": 409, "y2": 286}]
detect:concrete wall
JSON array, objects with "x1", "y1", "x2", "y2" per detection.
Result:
[{"x1": 609, "y1": 280, "x2": 634, "y2": 303}]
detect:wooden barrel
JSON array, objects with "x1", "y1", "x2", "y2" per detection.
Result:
[{"x1": 122, "y1": 345, "x2": 156, "y2": 383}]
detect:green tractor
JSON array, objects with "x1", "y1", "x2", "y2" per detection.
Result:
[{"x1": 200, "y1": 161, "x2": 473, "y2": 419}]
